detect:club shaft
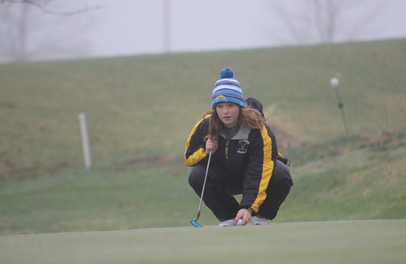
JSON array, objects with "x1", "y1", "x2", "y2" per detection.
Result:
[{"x1": 196, "y1": 149, "x2": 212, "y2": 218}]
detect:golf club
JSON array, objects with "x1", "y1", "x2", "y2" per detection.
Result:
[{"x1": 190, "y1": 149, "x2": 213, "y2": 228}]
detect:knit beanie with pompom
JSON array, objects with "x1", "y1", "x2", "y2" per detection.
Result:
[{"x1": 211, "y1": 67, "x2": 246, "y2": 109}]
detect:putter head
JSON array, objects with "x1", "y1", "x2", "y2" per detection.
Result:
[{"x1": 190, "y1": 220, "x2": 203, "y2": 228}]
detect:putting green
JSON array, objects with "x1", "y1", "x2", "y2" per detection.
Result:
[{"x1": 0, "y1": 220, "x2": 405, "y2": 264}]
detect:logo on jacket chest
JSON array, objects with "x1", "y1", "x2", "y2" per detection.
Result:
[{"x1": 237, "y1": 140, "x2": 249, "y2": 154}]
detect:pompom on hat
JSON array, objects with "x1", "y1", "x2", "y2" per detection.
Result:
[{"x1": 211, "y1": 68, "x2": 246, "y2": 109}]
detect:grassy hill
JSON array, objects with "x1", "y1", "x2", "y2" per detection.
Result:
[{"x1": 0, "y1": 38, "x2": 405, "y2": 235}]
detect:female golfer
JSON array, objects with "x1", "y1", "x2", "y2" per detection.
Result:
[{"x1": 185, "y1": 68, "x2": 293, "y2": 226}]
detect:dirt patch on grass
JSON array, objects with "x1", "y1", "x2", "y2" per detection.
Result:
[
  {"x1": 263, "y1": 104, "x2": 305, "y2": 151},
  {"x1": 267, "y1": 120, "x2": 305, "y2": 151},
  {"x1": 358, "y1": 129, "x2": 406, "y2": 151},
  {"x1": 119, "y1": 154, "x2": 187, "y2": 176},
  {"x1": 122, "y1": 154, "x2": 182, "y2": 167},
  {"x1": 0, "y1": 153, "x2": 69, "y2": 180}
]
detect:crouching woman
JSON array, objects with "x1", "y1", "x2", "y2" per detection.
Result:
[{"x1": 184, "y1": 68, "x2": 293, "y2": 226}]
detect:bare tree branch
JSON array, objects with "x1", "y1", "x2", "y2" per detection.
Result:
[
  {"x1": 2, "y1": 0, "x2": 102, "y2": 16},
  {"x1": 265, "y1": 1, "x2": 318, "y2": 45},
  {"x1": 0, "y1": 2, "x2": 95, "y2": 62},
  {"x1": 344, "y1": 0, "x2": 387, "y2": 40},
  {"x1": 266, "y1": 0, "x2": 387, "y2": 45}
]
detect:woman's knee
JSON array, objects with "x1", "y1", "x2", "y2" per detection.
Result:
[
  {"x1": 273, "y1": 160, "x2": 293, "y2": 187},
  {"x1": 188, "y1": 164, "x2": 206, "y2": 189}
]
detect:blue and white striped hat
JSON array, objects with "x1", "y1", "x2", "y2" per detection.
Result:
[{"x1": 211, "y1": 68, "x2": 246, "y2": 109}]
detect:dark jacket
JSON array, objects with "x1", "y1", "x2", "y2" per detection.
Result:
[{"x1": 184, "y1": 117, "x2": 279, "y2": 213}]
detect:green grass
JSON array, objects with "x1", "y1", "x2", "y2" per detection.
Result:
[
  {"x1": 0, "y1": 38, "x2": 406, "y2": 235},
  {"x1": 0, "y1": 157, "x2": 207, "y2": 234},
  {"x1": 1, "y1": 131, "x2": 405, "y2": 235},
  {"x1": 1, "y1": 220, "x2": 405, "y2": 264},
  {"x1": 279, "y1": 131, "x2": 406, "y2": 222},
  {"x1": 1, "y1": 38, "x2": 406, "y2": 179}
]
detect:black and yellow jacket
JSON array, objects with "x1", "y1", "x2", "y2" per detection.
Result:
[{"x1": 184, "y1": 117, "x2": 279, "y2": 213}]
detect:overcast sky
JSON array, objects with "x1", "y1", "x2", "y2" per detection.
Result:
[
  {"x1": 1, "y1": 0, "x2": 406, "y2": 62},
  {"x1": 86, "y1": 0, "x2": 406, "y2": 58}
]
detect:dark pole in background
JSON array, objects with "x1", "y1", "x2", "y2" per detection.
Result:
[{"x1": 330, "y1": 77, "x2": 349, "y2": 137}]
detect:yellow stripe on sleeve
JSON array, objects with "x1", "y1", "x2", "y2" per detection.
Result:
[
  {"x1": 250, "y1": 125, "x2": 274, "y2": 213},
  {"x1": 184, "y1": 118, "x2": 207, "y2": 166},
  {"x1": 185, "y1": 148, "x2": 207, "y2": 166}
]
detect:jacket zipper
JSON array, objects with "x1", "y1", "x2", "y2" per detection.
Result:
[{"x1": 225, "y1": 141, "x2": 229, "y2": 159}]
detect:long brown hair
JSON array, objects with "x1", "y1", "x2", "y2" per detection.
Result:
[{"x1": 202, "y1": 107, "x2": 266, "y2": 140}]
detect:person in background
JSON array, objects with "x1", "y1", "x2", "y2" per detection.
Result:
[
  {"x1": 245, "y1": 97, "x2": 291, "y2": 167},
  {"x1": 185, "y1": 67, "x2": 293, "y2": 226}
]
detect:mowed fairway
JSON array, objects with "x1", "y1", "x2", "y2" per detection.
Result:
[{"x1": 1, "y1": 220, "x2": 405, "y2": 264}]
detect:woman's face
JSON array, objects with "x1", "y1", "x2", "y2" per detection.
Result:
[{"x1": 215, "y1": 103, "x2": 240, "y2": 129}]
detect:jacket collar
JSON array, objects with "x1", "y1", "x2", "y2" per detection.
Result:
[{"x1": 220, "y1": 123, "x2": 250, "y2": 140}]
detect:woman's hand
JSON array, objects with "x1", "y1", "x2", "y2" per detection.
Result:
[
  {"x1": 206, "y1": 137, "x2": 218, "y2": 154},
  {"x1": 235, "y1": 208, "x2": 251, "y2": 226}
]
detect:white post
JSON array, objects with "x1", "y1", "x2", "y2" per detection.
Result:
[{"x1": 78, "y1": 112, "x2": 92, "y2": 169}]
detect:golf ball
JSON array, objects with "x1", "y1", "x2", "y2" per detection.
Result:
[{"x1": 237, "y1": 219, "x2": 243, "y2": 226}]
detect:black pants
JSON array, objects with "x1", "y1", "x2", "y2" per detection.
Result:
[{"x1": 188, "y1": 160, "x2": 293, "y2": 222}]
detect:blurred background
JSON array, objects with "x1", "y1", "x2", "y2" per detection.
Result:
[{"x1": 1, "y1": 0, "x2": 406, "y2": 63}]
